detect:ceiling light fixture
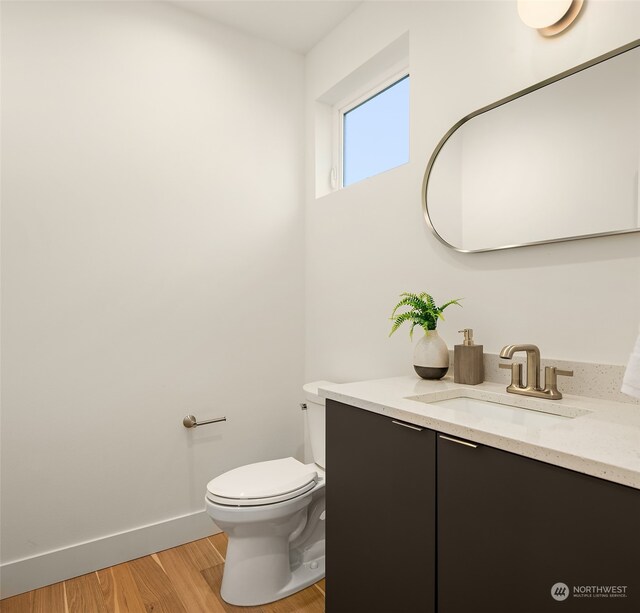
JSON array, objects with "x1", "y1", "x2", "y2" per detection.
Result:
[{"x1": 518, "y1": 0, "x2": 584, "y2": 37}]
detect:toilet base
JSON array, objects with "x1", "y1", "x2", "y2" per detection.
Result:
[
  {"x1": 221, "y1": 551, "x2": 325, "y2": 606},
  {"x1": 206, "y1": 484, "x2": 326, "y2": 607}
]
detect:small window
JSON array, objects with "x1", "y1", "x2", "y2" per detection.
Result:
[
  {"x1": 341, "y1": 74, "x2": 409, "y2": 188},
  {"x1": 314, "y1": 32, "x2": 409, "y2": 198}
]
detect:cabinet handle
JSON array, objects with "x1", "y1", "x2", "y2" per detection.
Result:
[
  {"x1": 439, "y1": 434, "x2": 478, "y2": 448},
  {"x1": 392, "y1": 420, "x2": 423, "y2": 431}
]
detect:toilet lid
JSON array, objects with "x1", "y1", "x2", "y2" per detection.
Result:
[{"x1": 206, "y1": 457, "x2": 318, "y2": 506}]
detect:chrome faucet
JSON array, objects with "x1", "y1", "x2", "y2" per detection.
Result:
[{"x1": 499, "y1": 344, "x2": 573, "y2": 400}]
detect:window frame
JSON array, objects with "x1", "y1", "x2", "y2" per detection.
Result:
[{"x1": 332, "y1": 63, "x2": 410, "y2": 190}]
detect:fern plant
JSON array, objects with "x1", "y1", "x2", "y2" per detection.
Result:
[{"x1": 389, "y1": 292, "x2": 462, "y2": 339}]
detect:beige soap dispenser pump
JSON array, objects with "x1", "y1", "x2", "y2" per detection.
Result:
[{"x1": 454, "y1": 329, "x2": 484, "y2": 385}]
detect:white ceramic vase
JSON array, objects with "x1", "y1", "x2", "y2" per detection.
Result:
[{"x1": 414, "y1": 329, "x2": 449, "y2": 379}]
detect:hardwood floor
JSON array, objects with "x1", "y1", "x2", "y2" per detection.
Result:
[{"x1": 0, "y1": 534, "x2": 325, "y2": 613}]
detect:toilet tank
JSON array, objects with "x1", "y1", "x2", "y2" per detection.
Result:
[{"x1": 303, "y1": 381, "x2": 333, "y2": 470}]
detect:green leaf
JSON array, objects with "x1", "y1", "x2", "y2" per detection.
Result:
[
  {"x1": 391, "y1": 294, "x2": 430, "y2": 317},
  {"x1": 389, "y1": 312, "x2": 418, "y2": 336},
  {"x1": 438, "y1": 298, "x2": 463, "y2": 311},
  {"x1": 409, "y1": 321, "x2": 418, "y2": 340},
  {"x1": 421, "y1": 293, "x2": 436, "y2": 311}
]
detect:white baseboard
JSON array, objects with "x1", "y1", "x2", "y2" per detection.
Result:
[{"x1": 0, "y1": 510, "x2": 220, "y2": 599}]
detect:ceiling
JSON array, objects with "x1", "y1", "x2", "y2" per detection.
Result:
[{"x1": 174, "y1": 1, "x2": 363, "y2": 55}]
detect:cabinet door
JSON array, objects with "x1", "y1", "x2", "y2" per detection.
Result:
[
  {"x1": 438, "y1": 433, "x2": 640, "y2": 613},
  {"x1": 326, "y1": 400, "x2": 436, "y2": 613}
]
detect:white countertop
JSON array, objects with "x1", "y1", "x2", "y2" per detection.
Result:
[{"x1": 319, "y1": 376, "x2": 640, "y2": 491}]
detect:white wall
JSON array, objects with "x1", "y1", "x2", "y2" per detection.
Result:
[
  {"x1": 305, "y1": 0, "x2": 640, "y2": 385},
  {"x1": 1, "y1": 0, "x2": 304, "y2": 594}
]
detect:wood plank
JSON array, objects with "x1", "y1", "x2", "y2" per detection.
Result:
[
  {"x1": 65, "y1": 573, "x2": 108, "y2": 613},
  {"x1": 32, "y1": 581, "x2": 66, "y2": 613},
  {"x1": 96, "y1": 568, "x2": 115, "y2": 612},
  {"x1": 207, "y1": 533, "x2": 228, "y2": 559},
  {"x1": 128, "y1": 555, "x2": 188, "y2": 613},
  {"x1": 180, "y1": 539, "x2": 224, "y2": 571},
  {"x1": 267, "y1": 585, "x2": 325, "y2": 613},
  {"x1": 0, "y1": 591, "x2": 34, "y2": 613},
  {"x1": 314, "y1": 579, "x2": 325, "y2": 596},
  {"x1": 97, "y1": 563, "x2": 147, "y2": 613},
  {"x1": 149, "y1": 555, "x2": 165, "y2": 573},
  {"x1": 156, "y1": 545, "x2": 226, "y2": 613}
]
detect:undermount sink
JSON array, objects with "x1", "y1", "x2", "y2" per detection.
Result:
[{"x1": 409, "y1": 393, "x2": 591, "y2": 428}]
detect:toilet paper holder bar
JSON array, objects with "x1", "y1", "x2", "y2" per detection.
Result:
[{"x1": 182, "y1": 414, "x2": 227, "y2": 429}]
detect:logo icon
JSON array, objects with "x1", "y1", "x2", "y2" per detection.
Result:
[{"x1": 551, "y1": 582, "x2": 570, "y2": 601}]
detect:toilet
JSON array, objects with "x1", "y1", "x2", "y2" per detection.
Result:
[{"x1": 205, "y1": 381, "x2": 330, "y2": 606}]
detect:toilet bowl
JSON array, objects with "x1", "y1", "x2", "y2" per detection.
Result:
[{"x1": 204, "y1": 381, "x2": 331, "y2": 606}]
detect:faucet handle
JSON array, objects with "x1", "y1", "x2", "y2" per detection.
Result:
[
  {"x1": 555, "y1": 369, "x2": 574, "y2": 378},
  {"x1": 499, "y1": 361, "x2": 523, "y2": 389},
  {"x1": 543, "y1": 366, "x2": 574, "y2": 400}
]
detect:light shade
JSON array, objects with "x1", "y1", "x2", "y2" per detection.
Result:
[{"x1": 518, "y1": 0, "x2": 584, "y2": 36}]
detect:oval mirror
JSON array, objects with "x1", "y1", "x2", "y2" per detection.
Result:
[{"x1": 423, "y1": 39, "x2": 640, "y2": 252}]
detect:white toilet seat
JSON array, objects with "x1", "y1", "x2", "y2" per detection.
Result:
[{"x1": 206, "y1": 457, "x2": 318, "y2": 507}]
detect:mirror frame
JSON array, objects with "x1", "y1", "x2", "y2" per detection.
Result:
[{"x1": 422, "y1": 38, "x2": 640, "y2": 253}]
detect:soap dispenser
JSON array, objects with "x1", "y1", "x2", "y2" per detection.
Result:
[{"x1": 454, "y1": 329, "x2": 484, "y2": 385}]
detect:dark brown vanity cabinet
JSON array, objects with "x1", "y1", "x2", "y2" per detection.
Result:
[
  {"x1": 327, "y1": 400, "x2": 640, "y2": 613},
  {"x1": 326, "y1": 400, "x2": 437, "y2": 613},
  {"x1": 438, "y1": 433, "x2": 640, "y2": 613}
]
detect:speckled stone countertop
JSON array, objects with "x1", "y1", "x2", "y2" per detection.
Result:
[{"x1": 319, "y1": 376, "x2": 640, "y2": 491}]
